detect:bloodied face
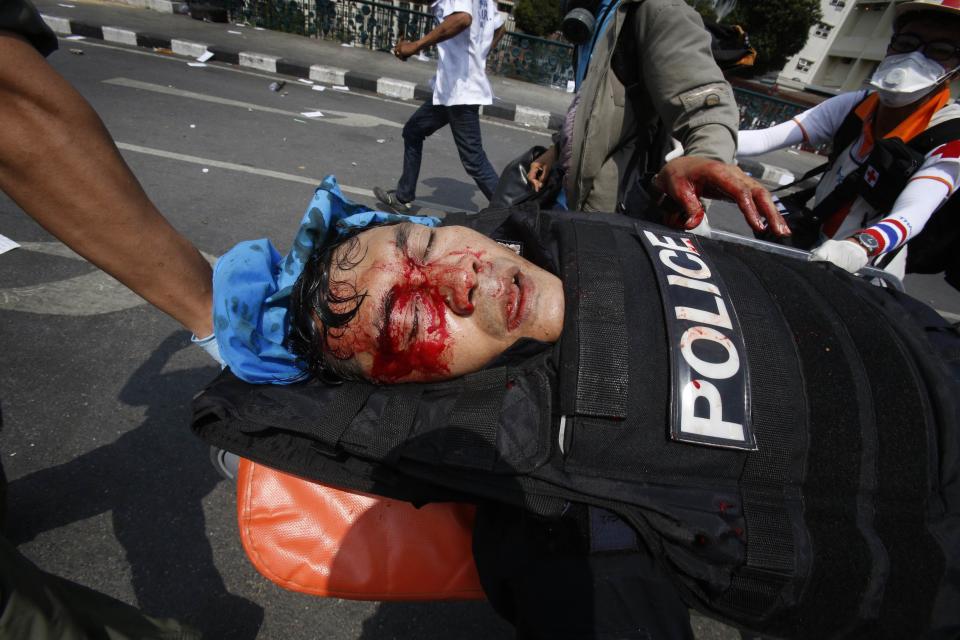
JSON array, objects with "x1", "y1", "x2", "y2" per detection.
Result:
[{"x1": 321, "y1": 223, "x2": 564, "y2": 383}]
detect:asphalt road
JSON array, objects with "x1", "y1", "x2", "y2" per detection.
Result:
[{"x1": 3, "y1": 36, "x2": 957, "y2": 640}]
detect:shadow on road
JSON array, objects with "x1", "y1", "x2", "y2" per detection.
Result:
[
  {"x1": 6, "y1": 332, "x2": 264, "y2": 639},
  {"x1": 420, "y1": 176, "x2": 482, "y2": 211}
]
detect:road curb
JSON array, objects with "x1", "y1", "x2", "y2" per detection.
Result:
[{"x1": 41, "y1": 13, "x2": 563, "y2": 131}]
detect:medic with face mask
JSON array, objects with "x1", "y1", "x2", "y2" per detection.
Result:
[{"x1": 737, "y1": 0, "x2": 960, "y2": 278}]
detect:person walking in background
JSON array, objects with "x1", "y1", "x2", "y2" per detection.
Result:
[{"x1": 374, "y1": 0, "x2": 505, "y2": 212}]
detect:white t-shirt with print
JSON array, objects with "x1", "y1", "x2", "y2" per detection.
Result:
[{"x1": 430, "y1": 0, "x2": 504, "y2": 106}]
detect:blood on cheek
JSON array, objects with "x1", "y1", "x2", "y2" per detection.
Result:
[{"x1": 367, "y1": 250, "x2": 486, "y2": 382}]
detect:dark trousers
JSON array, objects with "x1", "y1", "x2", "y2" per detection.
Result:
[
  {"x1": 396, "y1": 98, "x2": 499, "y2": 203},
  {"x1": 473, "y1": 503, "x2": 695, "y2": 640}
]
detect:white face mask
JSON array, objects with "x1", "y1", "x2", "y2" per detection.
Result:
[{"x1": 868, "y1": 51, "x2": 952, "y2": 107}]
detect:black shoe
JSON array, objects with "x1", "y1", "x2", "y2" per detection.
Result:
[
  {"x1": 209, "y1": 446, "x2": 240, "y2": 481},
  {"x1": 374, "y1": 186, "x2": 413, "y2": 213}
]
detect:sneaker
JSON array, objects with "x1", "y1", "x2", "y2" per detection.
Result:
[
  {"x1": 374, "y1": 186, "x2": 413, "y2": 213},
  {"x1": 209, "y1": 446, "x2": 240, "y2": 481}
]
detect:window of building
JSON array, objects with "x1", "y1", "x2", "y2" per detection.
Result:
[
  {"x1": 796, "y1": 58, "x2": 814, "y2": 72},
  {"x1": 829, "y1": 0, "x2": 845, "y2": 8},
  {"x1": 814, "y1": 22, "x2": 833, "y2": 38}
]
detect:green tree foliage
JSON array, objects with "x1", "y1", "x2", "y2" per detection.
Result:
[
  {"x1": 513, "y1": 0, "x2": 562, "y2": 37},
  {"x1": 723, "y1": 1, "x2": 823, "y2": 76}
]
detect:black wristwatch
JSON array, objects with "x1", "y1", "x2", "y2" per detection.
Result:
[{"x1": 851, "y1": 231, "x2": 880, "y2": 257}]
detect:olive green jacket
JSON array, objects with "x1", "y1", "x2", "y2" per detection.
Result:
[{"x1": 567, "y1": 0, "x2": 739, "y2": 211}]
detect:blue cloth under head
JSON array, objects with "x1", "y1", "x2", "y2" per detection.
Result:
[{"x1": 212, "y1": 175, "x2": 440, "y2": 384}]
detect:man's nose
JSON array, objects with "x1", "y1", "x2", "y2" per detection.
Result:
[{"x1": 427, "y1": 256, "x2": 478, "y2": 316}]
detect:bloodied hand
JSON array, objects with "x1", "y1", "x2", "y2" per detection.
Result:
[
  {"x1": 653, "y1": 157, "x2": 790, "y2": 237},
  {"x1": 320, "y1": 223, "x2": 565, "y2": 383}
]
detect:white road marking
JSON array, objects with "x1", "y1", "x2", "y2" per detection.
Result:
[
  {"x1": 114, "y1": 142, "x2": 462, "y2": 210},
  {"x1": 115, "y1": 142, "x2": 375, "y2": 197},
  {"x1": 59, "y1": 39, "x2": 551, "y2": 135},
  {"x1": 0, "y1": 242, "x2": 217, "y2": 316},
  {"x1": 104, "y1": 77, "x2": 402, "y2": 128}
]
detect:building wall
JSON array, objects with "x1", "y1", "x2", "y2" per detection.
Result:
[{"x1": 777, "y1": 0, "x2": 960, "y2": 96}]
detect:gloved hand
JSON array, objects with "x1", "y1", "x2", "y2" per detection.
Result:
[
  {"x1": 192, "y1": 332, "x2": 225, "y2": 367},
  {"x1": 809, "y1": 239, "x2": 870, "y2": 274}
]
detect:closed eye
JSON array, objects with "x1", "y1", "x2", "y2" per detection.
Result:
[{"x1": 422, "y1": 229, "x2": 435, "y2": 262}]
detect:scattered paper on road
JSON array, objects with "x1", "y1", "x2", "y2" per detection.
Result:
[
  {"x1": 227, "y1": 30, "x2": 242, "y2": 35},
  {"x1": 298, "y1": 78, "x2": 314, "y2": 84},
  {"x1": 376, "y1": 139, "x2": 385, "y2": 144},
  {"x1": 341, "y1": 43, "x2": 354, "y2": 48},
  {"x1": 0, "y1": 234, "x2": 20, "y2": 255},
  {"x1": 69, "y1": 48, "x2": 84, "y2": 55},
  {"x1": 332, "y1": 85, "x2": 349, "y2": 92},
  {"x1": 58, "y1": 3, "x2": 76, "y2": 7},
  {"x1": 202, "y1": 168, "x2": 209, "y2": 173},
  {"x1": 294, "y1": 119, "x2": 306, "y2": 123},
  {"x1": 65, "y1": 34, "x2": 84, "y2": 40},
  {"x1": 254, "y1": 26, "x2": 265, "y2": 30},
  {"x1": 301, "y1": 111, "x2": 325, "y2": 118},
  {"x1": 312, "y1": 85, "x2": 326, "y2": 92},
  {"x1": 187, "y1": 62, "x2": 208, "y2": 67},
  {"x1": 197, "y1": 50, "x2": 214, "y2": 62}
]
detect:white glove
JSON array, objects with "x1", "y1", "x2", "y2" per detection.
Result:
[
  {"x1": 192, "y1": 332, "x2": 225, "y2": 367},
  {"x1": 809, "y1": 239, "x2": 871, "y2": 274}
]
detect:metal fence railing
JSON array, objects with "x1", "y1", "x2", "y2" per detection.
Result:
[
  {"x1": 733, "y1": 87, "x2": 807, "y2": 130},
  {"x1": 488, "y1": 32, "x2": 574, "y2": 89},
  {"x1": 223, "y1": 0, "x2": 811, "y2": 121},
  {"x1": 224, "y1": 0, "x2": 575, "y2": 87}
]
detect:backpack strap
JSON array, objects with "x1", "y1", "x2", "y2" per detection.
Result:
[{"x1": 907, "y1": 116, "x2": 960, "y2": 154}]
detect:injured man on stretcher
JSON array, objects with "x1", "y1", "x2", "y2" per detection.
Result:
[{"x1": 195, "y1": 177, "x2": 960, "y2": 639}]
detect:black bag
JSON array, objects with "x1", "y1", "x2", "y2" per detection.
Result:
[{"x1": 488, "y1": 145, "x2": 563, "y2": 210}]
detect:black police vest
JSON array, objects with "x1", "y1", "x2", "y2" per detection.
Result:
[{"x1": 192, "y1": 207, "x2": 957, "y2": 639}]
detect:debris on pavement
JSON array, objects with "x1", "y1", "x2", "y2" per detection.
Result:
[
  {"x1": 197, "y1": 50, "x2": 214, "y2": 62},
  {"x1": 202, "y1": 168, "x2": 209, "y2": 173},
  {"x1": 69, "y1": 48, "x2": 84, "y2": 55},
  {"x1": 301, "y1": 111, "x2": 324, "y2": 118},
  {"x1": 351, "y1": 162, "x2": 357, "y2": 166},
  {"x1": 298, "y1": 78, "x2": 314, "y2": 84},
  {"x1": 58, "y1": 3, "x2": 75, "y2": 7},
  {"x1": 332, "y1": 85, "x2": 349, "y2": 92},
  {"x1": 269, "y1": 80, "x2": 286, "y2": 92},
  {"x1": 227, "y1": 30, "x2": 242, "y2": 35},
  {"x1": 190, "y1": 124, "x2": 196, "y2": 128},
  {"x1": 65, "y1": 34, "x2": 84, "y2": 40},
  {"x1": 153, "y1": 47, "x2": 174, "y2": 55},
  {"x1": 376, "y1": 139, "x2": 385, "y2": 144},
  {"x1": 187, "y1": 62, "x2": 207, "y2": 67},
  {"x1": 312, "y1": 85, "x2": 326, "y2": 92},
  {"x1": 294, "y1": 118, "x2": 306, "y2": 123}
]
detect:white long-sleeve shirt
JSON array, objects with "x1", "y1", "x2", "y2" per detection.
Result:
[{"x1": 737, "y1": 91, "x2": 960, "y2": 271}]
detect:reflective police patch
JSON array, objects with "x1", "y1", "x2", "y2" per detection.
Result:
[{"x1": 640, "y1": 229, "x2": 756, "y2": 451}]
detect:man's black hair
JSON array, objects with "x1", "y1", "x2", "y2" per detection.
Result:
[{"x1": 287, "y1": 221, "x2": 401, "y2": 383}]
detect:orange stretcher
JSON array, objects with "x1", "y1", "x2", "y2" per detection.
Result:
[{"x1": 236, "y1": 457, "x2": 484, "y2": 601}]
